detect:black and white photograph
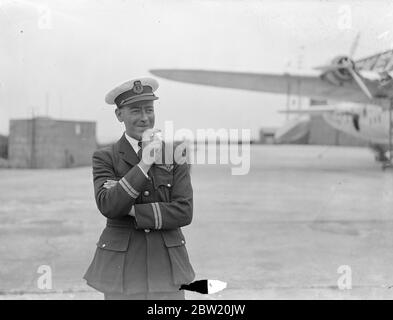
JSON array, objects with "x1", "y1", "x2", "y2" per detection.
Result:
[{"x1": 1, "y1": 0, "x2": 393, "y2": 303}]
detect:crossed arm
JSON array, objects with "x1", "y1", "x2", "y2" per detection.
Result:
[{"x1": 93, "y1": 149, "x2": 193, "y2": 230}]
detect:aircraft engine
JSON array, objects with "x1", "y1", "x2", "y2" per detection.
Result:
[{"x1": 322, "y1": 56, "x2": 355, "y2": 84}]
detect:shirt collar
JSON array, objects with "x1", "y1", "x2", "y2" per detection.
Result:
[{"x1": 124, "y1": 132, "x2": 140, "y2": 154}]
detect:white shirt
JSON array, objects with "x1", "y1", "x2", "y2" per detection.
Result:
[
  {"x1": 124, "y1": 132, "x2": 140, "y2": 155},
  {"x1": 124, "y1": 132, "x2": 149, "y2": 178}
]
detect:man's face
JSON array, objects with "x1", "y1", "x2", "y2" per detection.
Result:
[{"x1": 115, "y1": 100, "x2": 155, "y2": 140}]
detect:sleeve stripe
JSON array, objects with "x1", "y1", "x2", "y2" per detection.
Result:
[
  {"x1": 119, "y1": 179, "x2": 139, "y2": 198},
  {"x1": 121, "y1": 177, "x2": 140, "y2": 196},
  {"x1": 153, "y1": 202, "x2": 162, "y2": 229},
  {"x1": 151, "y1": 203, "x2": 158, "y2": 229}
]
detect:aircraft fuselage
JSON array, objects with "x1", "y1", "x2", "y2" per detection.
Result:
[{"x1": 322, "y1": 102, "x2": 391, "y2": 145}]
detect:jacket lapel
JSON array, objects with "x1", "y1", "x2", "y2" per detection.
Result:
[{"x1": 117, "y1": 133, "x2": 140, "y2": 167}]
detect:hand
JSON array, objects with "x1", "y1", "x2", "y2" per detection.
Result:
[
  {"x1": 103, "y1": 179, "x2": 118, "y2": 189},
  {"x1": 140, "y1": 129, "x2": 163, "y2": 166},
  {"x1": 142, "y1": 128, "x2": 162, "y2": 143}
]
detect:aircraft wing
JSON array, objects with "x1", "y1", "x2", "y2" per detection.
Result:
[
  {"x1": 355, "y1": 49, "x2": 393, "y2": 73},
  {"x1": 150, "y1": 69, "x2": 373, "y2": 104},
  {"x1": 278, "y1": 105, "x2": 359, "y2": 116}
]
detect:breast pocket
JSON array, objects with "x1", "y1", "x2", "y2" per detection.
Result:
[{"x1": 153, "y1": 170, "x2": 174, "y2": 202}]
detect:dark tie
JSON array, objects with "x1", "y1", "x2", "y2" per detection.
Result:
[{"x1": 137, "y1": 141, "x2": 142, "y2": 160}]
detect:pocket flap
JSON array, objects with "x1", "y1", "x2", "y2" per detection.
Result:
[
  {"x1": 96, "y1": 227, "x2": 131, "y2": 251},
  {"x1": 153, "y1": 173, "x2": 174, "y2": 189},
  {"x1": 162, "y1": 230, "x2": 186, "y2": 247}
]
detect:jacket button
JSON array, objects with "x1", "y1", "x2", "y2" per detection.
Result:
[
  {"x1": 144, "y1": 229, "x2": 150, "y2": 233},
  {"x1": 143, "y1": 191, "x2": 150, "y2": 196},
  {"x1": 167, "y1": 183, "x2": 171, "y2": 187}
]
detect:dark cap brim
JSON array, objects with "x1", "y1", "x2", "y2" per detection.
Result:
[{"x1": 117, "y1": 95, "x2": 159, "y2": 107}]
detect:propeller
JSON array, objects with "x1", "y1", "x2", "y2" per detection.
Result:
[
  {"x1": 347, "y1": 67, "x2": 373, "y2": 99},
  {"x1": 349, "y1": 32, "x2": 361, "y2": 58},
  {"x1": 314, "y1": 32, "x2": 373, "y2": 99}
]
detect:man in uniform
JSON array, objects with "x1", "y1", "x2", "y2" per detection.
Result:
[{"x1": 83, "y1": 77, "x2": 195, "y2": 300}]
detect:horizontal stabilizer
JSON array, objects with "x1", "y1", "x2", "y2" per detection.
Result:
[{"x1": 278, "y1": 107, "x2": 337, "y2": 115}]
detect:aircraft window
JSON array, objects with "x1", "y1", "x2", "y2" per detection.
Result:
[{"x1": 353, "y1": 114, "x2": 360, "y2": 131}]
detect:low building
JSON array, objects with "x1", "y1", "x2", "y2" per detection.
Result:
[
  {"x1": 259, "y1": 127, "x2": 277, "y2": 144},
  {"x1": 9, "y1": 117, "x2": 97, "y2": 168},
  {"x1": 0, "y1": 134, "x2": 7, "y2": 159}
]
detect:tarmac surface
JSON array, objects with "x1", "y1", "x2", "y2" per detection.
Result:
[{"x1": 1, "y1": 144, "x2": 393, "y2": 299}]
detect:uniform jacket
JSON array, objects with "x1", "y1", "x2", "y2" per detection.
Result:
[{"x1": 83, "y1": 133, "x2": 195, "y2": 294}]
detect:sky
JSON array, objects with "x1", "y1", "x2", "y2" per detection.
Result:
[{"x1": 0, "y1": 0, "x2": 392, "y2": 143}]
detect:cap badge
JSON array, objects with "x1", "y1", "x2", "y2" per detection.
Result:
[{"x1": 132, "y1": 80, "x2": 144, "y2": 94}]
